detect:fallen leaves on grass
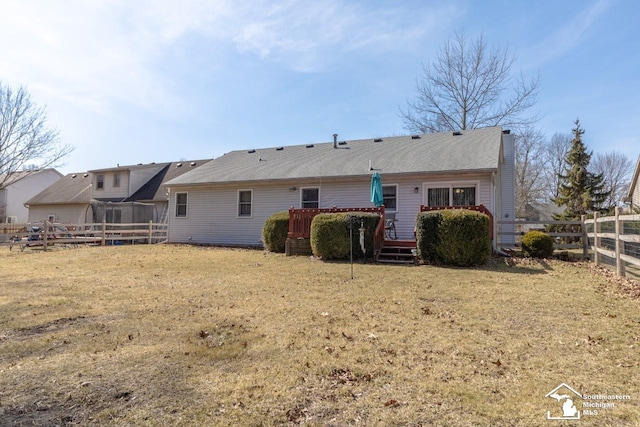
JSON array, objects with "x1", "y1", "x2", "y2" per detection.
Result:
[
  {"x1": 384, "y1": 399, "x2": 399, "y2": 407},
  {"x1": 590, "y1": 263, "x2": 640, "y2": 299}
]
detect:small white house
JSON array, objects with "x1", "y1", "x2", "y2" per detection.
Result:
[
  {"x1": 624, "y1": 154, "x2": 640, "y2": 212},
  {"x1": 0, "y1": 169, "x2": 63, "y2": 223},
  {"x1": 164, "y1": 127, "x2": 516, "y2": 248}
]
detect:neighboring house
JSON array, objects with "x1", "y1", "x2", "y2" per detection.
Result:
[
  {"x1": 0, "y1": 169, "x2": 63, "y2": 223},
  {"x1": 520, "y1": 202, "x2": 564, "y2": 222},
  {"x1": 624, "y1": 154, "x2": 640, "y2": 212},
  {"x1": 25, "y1": 160, "x2": 210, "y2": 224},
  {"x1": 164, "y1": 126, "x2": 516, "y2": 248}
]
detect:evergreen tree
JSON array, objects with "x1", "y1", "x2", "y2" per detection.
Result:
[{"x1": 553, "y1": 119, "x2": 609, "y2": 219}]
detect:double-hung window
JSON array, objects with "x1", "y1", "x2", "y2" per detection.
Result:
[
  {"x1": 382, "y1": 185, "x2": 397, "y2": 211},
  {"x1": 238, "y1": 190, "x2": 252, "y2": 217},
  {"x1": 96, "y1": 174, "x2": 104, "y2": 190},
  {"x1": 113, "y1": 173, "x2": 121, "y2": 188},
  {"x1": 175, "y1": 192, "x2": 188, "y2": 217},
  {"x1": 301, "y1": 188, "x2": 319, "y2": 208}
]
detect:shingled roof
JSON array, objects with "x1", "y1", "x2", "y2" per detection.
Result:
[
  {"x1": 125, "y1": 159, "x2": 210, "y2": 202},
  {"x1": 25, "y1": 172, "x2": 93, "y2": 205},
  {"x1": 166, "y1": 127, "x2": 504, "y2": 187}
]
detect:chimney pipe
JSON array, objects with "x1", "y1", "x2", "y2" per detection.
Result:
[{"x1": 333, "y1": 133, "x2": 338, "y2": 149}]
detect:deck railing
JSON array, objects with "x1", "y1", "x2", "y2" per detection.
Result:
[
  {"x1": 420, "y1": 204, "x2": 494, "y2": 239},
  {"x1": 288, "y1": 206, "x2": 385, "y2": 239}
]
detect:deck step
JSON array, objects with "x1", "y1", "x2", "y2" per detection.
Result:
[
  {"x1": 381, "y1": 246, "x2": 416, "y2": 251},
  {"x1": 376, "y1": 239, "x2": 418, "y2": 265},
  {"x1": 376, "y1": 258, "x2": 416, "y2": 264},
  {"x1": 379, "y1": 252, "x2": 415, "y2": 258}
]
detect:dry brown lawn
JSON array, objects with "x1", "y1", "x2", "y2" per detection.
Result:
[{"x1": 1, "y1": 244, "x2": 639, "y2": 426}]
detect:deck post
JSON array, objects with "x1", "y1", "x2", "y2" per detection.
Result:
[
  {"x1": 148, "y1": 220, "x2": 153, "y2": 244},
  {"x1": 581, "y1": 215, "x2": 588, "y2": 258},
  {"x1": 101, "y1": 220, "x2": 107, "y2": 246},
  {"x1": 593, "y1": 212, "x2": 599, "y2": 266},
  {"x1": 43, "y1": 220, "x2": 48, "y2": 252},
  {"x1": 615, "y1": 207, "x2": 625, "y2": 277}
]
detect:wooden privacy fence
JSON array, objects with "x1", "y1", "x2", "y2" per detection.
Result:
[
  {"x1": 0, "y1": 220, "x2": 168, "y2": 251},
  {"x1": 584, "y1": 207, "x2": 640, "y2": 278}
]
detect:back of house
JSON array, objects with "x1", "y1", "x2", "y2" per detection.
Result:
[{"x1": 164, "y1": 127, "x2": 516, "y2": 249}]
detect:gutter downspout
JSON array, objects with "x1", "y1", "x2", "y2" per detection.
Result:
[{"x1": 491, "y1": 171, "x2": 497, "y2": 252}]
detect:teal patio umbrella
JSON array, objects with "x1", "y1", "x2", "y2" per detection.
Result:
[{"x1": 370, "y1": 172, "x2": 384, "y2": 207}]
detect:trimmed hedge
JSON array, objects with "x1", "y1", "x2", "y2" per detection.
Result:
[
  {"x1": 310, "y1": 212, "x2": 380, "y2": 260},
  {"x1": 416, "y1": 209, "x2": 491, "y2": 266},
  {"x1": 416, "y1": 211, "x2": 442, "y2": 264},
  {"x1": 521, "y1": 230, "x2": 554, "y2": 258},
  {"x1": 262, "y1": 211, "x2": 289, "y2": 253}
]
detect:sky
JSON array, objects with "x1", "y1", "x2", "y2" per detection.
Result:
[{"x1": 1, "y1": 0, "x2": 638, "y2": 175}]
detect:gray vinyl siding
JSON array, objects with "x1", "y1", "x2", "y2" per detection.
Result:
[
  {"x1": 168, "y1": 172, "x2": 496, "y2": 246},
  {"x1": 28, "y1": 204, "x2": 90, "y2": 224},
  {"x1": 6, "y1": 170, "x2": 63, "y2": 223},
  {"x1": 93, "y1": 171, "x2": 131, "y2": 200},
  {"x1": 498, "y1": 133, "x2": 516, "y2": 245}
]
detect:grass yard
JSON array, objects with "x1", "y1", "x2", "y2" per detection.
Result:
[{"x1": 1, "y1": 245, "x2": 639, "y2": 426}]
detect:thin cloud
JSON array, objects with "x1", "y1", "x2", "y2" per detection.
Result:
[
  {"x1": 0, "y1": 1, "x2": 458, "y2": 113},
  {"x1": 0, "y1": 0, "x2": 228, "y2": 114},
  {"x1": 524, "y1": 0, "x2": 613, "y2": 69},
  {"x1": 231, "y1": 1, "x2": 457, "y2": 72}
]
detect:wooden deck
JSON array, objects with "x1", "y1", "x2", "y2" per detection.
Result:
[{"x1": 286, "y1": 204, "x2": 494, "y2": 265}]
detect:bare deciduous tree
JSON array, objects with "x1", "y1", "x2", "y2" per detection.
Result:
[
  {"x1": 401, "y1": 31, "x2": 540, "y2": 134},
  {"x1": 515, "y1": 125, "x2": 547, "y2": 218},
  {"x1": 591, "y1": 150, "x2": 634, "y2": 210},
  {"x1": 0, "y1": 81, "x2": 73, "y2": 190},
  {"x1": 543, "y1": 132, "x2": 571, "y2": 202}
]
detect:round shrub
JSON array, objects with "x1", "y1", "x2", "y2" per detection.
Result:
[
  {"x1": 416, "y1": 211, "x2": 442, "y2": 264},
  {"x1": 436, "y1": 210, "x2": 491, "y2": 266},
  {"x1": 521, "y1": 230, "x2": 554, "y2": 258},
  {"x1": 262, "y1": 211, "x2": 289, "y2": 253},
  {"x1": 310, "y1": 212, "x2": 380, "y2": 260},
  {"x1": 310, "y1": 213, "x2": 351, "y2": 260}
]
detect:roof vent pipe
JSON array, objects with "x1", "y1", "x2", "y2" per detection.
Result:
[{"x1": 333, "y1": 133, "x2": 338, "y2": 149}]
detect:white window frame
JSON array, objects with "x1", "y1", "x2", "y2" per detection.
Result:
[
  {"x1": 423, "y1": 181, "x2": 480, "y2": 207},
  {"x1": 300, "y1": 187, "x2": 320, "y2": 209},
  {"x1": 6, "y1": 216, "x2": 18, "y2": 224},
  {"x1": 237, "y1": 189, "x2": 253, "y2": 218},
  {"x1": 382, "y1": 184, "x2": 398, "y2": 212},
  {"x1": 113, "y1": 172, "x2": 121, "y2": 188},
  {"x1": 175, "y1": 192, "x2": 188, "y2": 218},
  {"x1": 96, "y1": 174, "x2": 105, "y2": 190},
  {"x1": 47, "y1": 214, "x2": 56, "y2": 223}
]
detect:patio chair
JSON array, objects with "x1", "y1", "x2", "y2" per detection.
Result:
[{"x1": 384, "y1": 212, "x2": 397, "y2": 240}]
